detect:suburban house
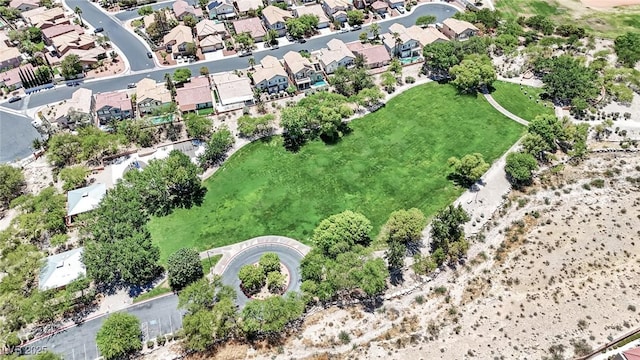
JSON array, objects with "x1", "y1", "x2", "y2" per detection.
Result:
[
  {"x1": 196, "y1": 19, "x2": 227, "y2": 52},
  {"x1": 252, "y1": 55, "x2": 289, "y2": 94},
  {"x1": 207, "y1": 0, "x2": 236, "y2": 19},
  {"x1": 236, "y1": 0, "x2": 263, "y2": 15},
  {"x1": 233, "y1": 17, "x2": 267, "y2": 42},
  {"x1": 173, "y1": 0, "x2": 204, "y2": 20},
  {"x1": 385, "y1": 0, "x2": 403, "y2": 9},
  {"x1": 210, "y1": 71, "x2": 255, "y2": 108},
  {"x1": 0, "y1": 63, "x2": 35, "y2": 89},
  {"x1": 0, "y1": 47, "x2": 23, "y2": 69},
  {"x1": 135, "y1": 78, "x2": 172, "y2": 116},
  {"x1": 65, "y1": 183, "x2": 106, "y2": 226},
  {"x1": 262, "y1": 6, "x2": 292, "y2": 37},
  {"x1": 164, "y1": 24, "x2": 193, "y2": 55},
  {"x1": 440, "y1": 18, "x2": 479, "y2": 41},
  {"x1": 322, "y1": 0, "x2": 350, "y2": 16},
  {"x1": 382, "y1": 23, "x2": 446, "y2": 58},
  {"x1": 50, "y1": 31, "x2": 97, "y2": 56},
  {"x1": 346, "y1": 41, "x2": 390, "y2": 69},
  {"x1": 293, "y1": 4, "x2": 330, "y2": 29},
  {"x1": 93, "y1": 90, "x2": 133, "y2": 126},
  {"x1": 48, "y1": 47, "x2": 107, "y2": 69},
  {"x1": 143, "y1": 10, "x2": 176, "y2": 29},
  {"x1": 283, "y1": 51, "x2": 323, "y2": 90},
  {"x1": 175, "y1": 76, "x2": 213, "y2": 113},
  {"x1": 370, "y1": 0, "x2": 388, "y2": 15},
  {"x1": 9, "y1": 0, "x2": 40, "y2": 12},
  {"x1": 316, "y1": 38, "x2": 355, "y2": 74},
  {"x1": 42, "y1": 24, "x2": 85, "y2": 45},
  {"x1": 332, "y1": 10, "x2": 348, "y2": 23},
  {"x1": 42, "y1": 88, "x2": 93, "y2": 129},
  {"x1": 38, "y1": 247, "x2": 86, "y2": 290},
  {"x1": 21, "y1": 7, "x2": 66, "y2": 28}
]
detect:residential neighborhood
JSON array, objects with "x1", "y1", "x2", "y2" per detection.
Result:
[{"x1": 3, "y1": 0, "x2": 640, "y2": 359}]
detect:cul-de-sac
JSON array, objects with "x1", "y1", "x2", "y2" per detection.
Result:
[{"x1": 0, "y1": 0, "x2": 639, "y2": 358}]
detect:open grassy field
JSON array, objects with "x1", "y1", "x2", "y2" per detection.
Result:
[
  {"x1": 490, "y1": 81, "x2": 555, "y2": 121},
  {"x1": 148, "y1": 83, "x2": 525, "y2": 262},
  {"x1": 495, "y1": 0, "x2": 640, "y2": 38}
]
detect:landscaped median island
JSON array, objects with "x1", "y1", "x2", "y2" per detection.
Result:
[{"x1": 148, "y1": 83, "x2": 525, "y2": 261}]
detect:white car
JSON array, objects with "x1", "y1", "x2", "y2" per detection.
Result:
[
  {"x1": 338, "y1": 27, "x2": 349, "y2": 34},
  {"x1": 397, "y1": 5, "x2": 405, "y2": 13}
]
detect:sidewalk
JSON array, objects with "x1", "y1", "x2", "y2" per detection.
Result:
[{"x1": 199, "y1": 235, "x2": 311, "y2": 276}]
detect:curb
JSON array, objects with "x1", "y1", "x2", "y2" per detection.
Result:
[
  {"x1": 214, "y1": 240, "x2": 309, "y2": 276},
  {"x1": 20, "y1": 292, "x2": 176, "y2": 347}
]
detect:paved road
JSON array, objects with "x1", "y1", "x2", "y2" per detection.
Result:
[
  {"x1": 1, "y1": 3, "x2": 457, "y2": 112},
  {"x1": 0, "y1": 109, "x2": 41, "y2": 163},
  {"x1": 65, "y1": 0, "x2": 154, "y2": 71},
  {"x1": 115, "y1": 0, "x2": 196, "y2": 22},
  {"x1": 23, "y1": 294, "x2": 183, "y2": 360},
  {"x1": 220, "y1": 243, "x2": 305, "y2": 307}
]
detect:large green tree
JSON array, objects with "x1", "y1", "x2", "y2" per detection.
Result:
[
  {"x1": 423, "y1": 41, "x2": 460, "y2": 77},
  {"x1": 60, "y1": 54, "x2": 82, "y2": 80},
  {"x1": 448, "y1": 153, "x2": 490, "y2": 187},
  {"x1": 266, "y1": 271, "x2": 286, "y2": 293},
  {"x1": 237, "y1": 114, "x2": 275, "y2": 138},
  {"x1": 238, "y1": 264, "x2": 265, "y2": 294},
  {"x1": 312, "y1": 210, "x2": 372, "y2": 258},
  {"x1": 184, "y1": 113, "x2": 212, "y2": 140},
  {"x1": 96, "y1": 313, "x2": 142, "y2": 360},
  {"x1": 505, "y1": 152, "x2": 538, "y2": 187},
  {"x1": 58, "y1": 165, "x2": 89, "y2": 191},
  {"x1": 173, "y1": 68, "x2": 192, "y2": 84},
  {"x1": 347, "y1": 10, "x2": 364, "y2": 26},
  {"x1": 430, "y1": 205, "x2": 470, "y2": 264},
  {"x1": 259, "y1": 252, "x2": 281, "y2": 274},
  {"x1": 0, "y1": 164, "x2": 25, "y2": 207},
  {"x1": 614, "y1": 32, "x2": 640, "y2": 68},
  {"x1": 167, "y1": 248, "x2": 204, "y2": 291},
  {"x1": 415, "y1": 15, "x2": 436, "y2": 27},
  {"x1": 535, "y1": 55, "x2": 598, "y2": 105},
  {"x1": 199, "y1": 126, "x2": 235, "y2": 168},
  {"x1": 449, "y1": 54, "x2": 496, "y2": 93},
  {"x1": 240, "y1": 293, "x2": 305, "y2": 337},
  {"x1": 381, "y1": 208, "x2": 426, "y2": 246}
]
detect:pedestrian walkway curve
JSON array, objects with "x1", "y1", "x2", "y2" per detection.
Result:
[{"x1": 483, "y1": 93, "x2": 530, "y2": 126}]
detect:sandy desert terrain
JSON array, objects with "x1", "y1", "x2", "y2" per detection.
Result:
[{"x1": 581, "y1": 0, "x2": 640, "y2": 8}]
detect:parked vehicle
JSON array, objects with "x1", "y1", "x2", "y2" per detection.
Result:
[
  {"x1": 146, "y1": 52, "x2": 153, "y2": 58},
  {"x1": 239, "y1": 50, "x2": 252, "y2": 57},
  {"x1": 338, "y1": 27, "x2": 349, "y2": 33},
  {"x1": 271, "y1": 44, "x2": 279, "y2": 50},
  {"x1": 67, "y1": 81, "x2": 80, "y2": 87},
  {"x1": 298, "y1": 38, "x2": 306, "y2": 43},
  {"x1": 397, "y1": 5, "x2": 405, "y2": 13},
  {"x1": 94, "y1": 27, "x2": 104, "y2": 33},
  {"x1": 351, "y1": 24, "x2": 361, "y2": 31},
  {"x1": 8, "y1": 96, "x2": 21, "y2": 103},
  {"x1": 299, "y1": 49, "x2": 310, "y2": 57},
  {"x1": 286, "y1": 33, "x2": 294, "y2": 41},
  {"x1": 127, "y1": 83, "x2": 136, "y2": 88}
]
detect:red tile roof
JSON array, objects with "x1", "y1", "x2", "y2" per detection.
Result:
[{"x1": 175, "y1": 76, "x2": 212, "y2": 112}]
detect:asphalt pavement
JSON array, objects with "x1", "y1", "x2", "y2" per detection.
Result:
[
  {"x1": 219, "y1": 243, "x2": 305, "y2": 307},
  {"x1": 0, "y1": 3, "x2": 457, "y2": 112},
  {"x1": 65, "y1": 0, "x2": 155, "y2": 71},
  {"x1": 22, "y1": 294, "x2": 183, "y2": 360},
  {"x1": 0, "y1": 109, "x2": 41, "y2": 163}
]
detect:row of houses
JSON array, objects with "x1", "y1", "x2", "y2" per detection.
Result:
[{"x1": 0, "y1": 4, "x2": 105, "y2": 82}]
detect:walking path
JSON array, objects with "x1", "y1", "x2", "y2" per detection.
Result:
[
  {"x1": 483, "y1": 93, "x2": 530, "y2": 126},
  {"x1": 199, "y1": 235, "x2": 311, "y2": 276}
]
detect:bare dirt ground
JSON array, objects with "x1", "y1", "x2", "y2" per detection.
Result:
[
  {"x1": 228, "y1": 151, "x2": 640, "y2": 360},
  {"x1": 581, "y1": 0, "x2": 640, "y2": 8}
]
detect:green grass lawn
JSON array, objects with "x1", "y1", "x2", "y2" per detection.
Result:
[
  {"x1": 148, "y1": 83, "x2": 525, "y2": 262},
  {"x1": 490, "y1": 81, "x2": 554, "y2": 121}
]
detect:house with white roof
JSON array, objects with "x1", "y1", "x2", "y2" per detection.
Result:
[
  {"x1": 65, "y1": 183, "x2": 106, "y2": 225},
  {"x1": 316, "y1": 38, "x2": 355, "y2": 74},
  {"x1": 210, "y1": 71, "x2": 255, "y2": 108},
  {"x1": 38, "y1": 247, "x2": 86, "y2": 290},
  {"x1": 252, "y1": 55, "x2": 289, "y2": 93}
]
